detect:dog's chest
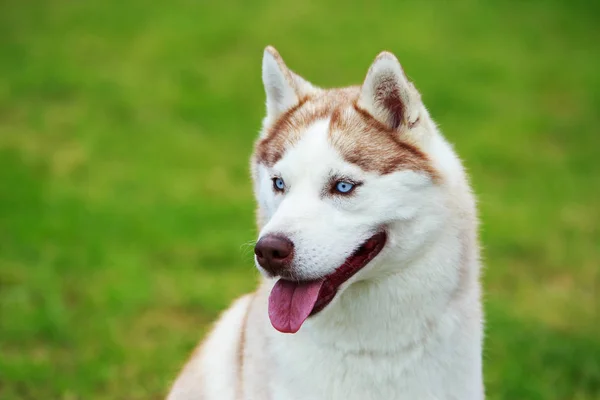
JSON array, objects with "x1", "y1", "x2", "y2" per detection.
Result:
[{"x1": 267, "y1": 341, "x2": 447, "y2": 400}]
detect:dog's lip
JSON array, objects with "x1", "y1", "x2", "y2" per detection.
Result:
[{"x1": 277, "y1": 230, "x2": 388, "y2": 317}]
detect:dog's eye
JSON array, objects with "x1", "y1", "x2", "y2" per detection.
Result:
[
  {"x1": 334, "y1": 181, "x2": 355, "y2": 194},
  {"x1": 272, "y1": 177, "x2": 285, "y2": 192}
]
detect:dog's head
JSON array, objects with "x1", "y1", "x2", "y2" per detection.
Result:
[{"x1": 251, "y1": 47, "x2": 453, "y2": 333}]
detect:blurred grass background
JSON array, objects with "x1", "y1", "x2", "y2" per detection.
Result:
[{"x1": 0, "y1": 0, "x2": 599, "y2": 399}]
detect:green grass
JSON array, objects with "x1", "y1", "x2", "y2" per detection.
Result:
[{"x1": 0, "y1": 0, "x2": 598, "y2": 398}]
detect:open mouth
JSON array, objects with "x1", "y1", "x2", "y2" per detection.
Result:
[{"x1": 268, "y1": 231, "x2": 387, "y2": 334}]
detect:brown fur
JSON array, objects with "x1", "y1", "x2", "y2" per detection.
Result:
[
  {"x1": 255, "y1": 88, "x2": 356, "y2": 166},
  {"x1": 240, "y1": 288, "x2": 272, "y2": 400},
  {"x1": 375, "y1": 75, "x2": 406, "y2": 129},
  {"x1": 254, "y1": 87, "x2": 437, "y2": 178},
  {"x1": 235, "y1": 295, "x2": 252, "y2": 400}
]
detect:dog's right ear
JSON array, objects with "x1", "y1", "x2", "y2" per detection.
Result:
[
  {"x1": 262, "y1": 46, "x2": 316, "y2": 122},
  {"x1": 357, "y1": 52, "x2": 421, "y2": 132}
]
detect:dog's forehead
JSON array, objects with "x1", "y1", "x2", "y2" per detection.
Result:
[
  {"x1": 271, "y1": 119, "x2": 353, "y2": 179},
  {"x1": 254, "y1": 87, "x2": 434, "y2": 176}
]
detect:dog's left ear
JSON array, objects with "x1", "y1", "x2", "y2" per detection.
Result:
[
  {"x1": 357, "y1": 52, "x2": 421, "y2": 131},
  {"x1": 262, "y1": 46, "x2": 317, "y2": 122}
]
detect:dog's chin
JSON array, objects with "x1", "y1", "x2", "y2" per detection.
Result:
[{"x1": 267, "y1": 231, "x2": 387, "y2": 334}]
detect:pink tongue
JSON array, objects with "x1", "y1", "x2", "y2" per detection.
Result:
[{"x1": 268, "y1": 279, "x2": 324, "y2": 334}]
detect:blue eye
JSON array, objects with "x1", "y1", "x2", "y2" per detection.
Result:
[
  {"x1": 273, "y1": 177, "x2": 285, "y2": 191},
  {"x1": 335, "y1": 181, "x2": 355, "y2": 194}
]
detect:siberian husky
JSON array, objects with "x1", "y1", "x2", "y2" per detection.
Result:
[{"x1": 167, "y1": 46, "x2": 484, "y2": 400}]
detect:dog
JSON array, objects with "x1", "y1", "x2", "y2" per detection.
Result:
[{"x1": 167, "y1": 46, "x2": 484, "y2": 400}]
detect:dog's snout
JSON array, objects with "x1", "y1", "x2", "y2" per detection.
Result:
[{"x1": 254, "y1": 235, "x2": 294, "y2": 275}]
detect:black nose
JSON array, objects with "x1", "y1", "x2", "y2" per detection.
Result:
[{"x1": 254, "y1": 234, "x2": 294, "y2": 276}]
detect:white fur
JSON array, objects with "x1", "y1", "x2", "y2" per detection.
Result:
[
  {"x1": 167, "y1": 49, "x2": 484, "y2": 400},
  {"x1": 262, "y1": 49, "x2": 299, "y2": 121},
  {"x1": 261, "y1": 46, "x2": 319, "y2": 129}
]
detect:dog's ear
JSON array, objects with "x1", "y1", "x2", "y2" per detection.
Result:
[
  {"x1": 357, "y1": 52, "x2": 421, "y2": 131},
  {"x1": 262, "y1": 46, "x2": 316, "y2": 121}
]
